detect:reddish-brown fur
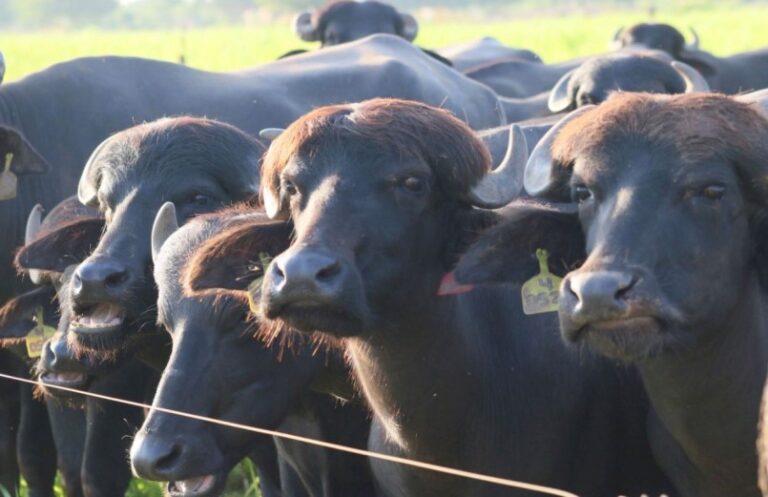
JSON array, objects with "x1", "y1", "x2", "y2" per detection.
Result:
[
  {"x1": 551, "y1": 93, "x2": 768, "y2": 199},
  {"x1": 261, "y1": 98, "x2": 492, "y2": 205}
]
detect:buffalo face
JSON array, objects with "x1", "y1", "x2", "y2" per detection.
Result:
[
  {"x1": 535, "y1": 94, "x2": 768, "y2": 361},
  {"x1": 69, "y1": 118, "x2": 261, "y2": 354}
]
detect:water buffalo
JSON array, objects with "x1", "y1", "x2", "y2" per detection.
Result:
[
  {"x1": 613, "y1": 23, "x2": 768, "y2": 93},
  {"x1": 463, "y1": 57, "x2": 581, "y2": 99},
  {"x1": 547, "y1": 51, "x2": 709, "y2": 113},
  {"x1": 186, "y1": 98, "x2": 673, "y2": 497},
  {"x1": 455, "y1": 92, "x2": 768, "y2": 497},
  {"x1": 130, "y1": 206, "x2": 374, "y2": 497},
  {"x1": 293, "y1": 1, "x2": 418, "y2": 47},
  {"x1": 437, "y1": 37, "x2": 542, "y2": 71}
]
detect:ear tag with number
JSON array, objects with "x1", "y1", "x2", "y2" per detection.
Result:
[
  {"x1": 521, "y1": 248, "x2": 562, "y2": 315},
  {"x1": 25, "y1": 306, "x2": 57, "y2": 359},
  {"x1": 246, "y1": 252, "x2": 273, "y2": 314},
  {"x1": 0, "y1": 153, "x2": 16, "y2": 201}
]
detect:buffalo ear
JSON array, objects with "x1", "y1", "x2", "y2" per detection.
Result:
[
  {"x1": 453, "y1": 200, "x2": 585, "y2": 286},
  {"x1": 15, "y1": 217, "x2": 105, "y2": 275},
  {"x1": 185, "y1": 219, "x2": 293, "y2": 295},
  {"x1": 0, "y1": 127, "x2": 49, "y2": 175},
  {"x1": 0, "y1": 287, "x2": 55, "y2": 343}
]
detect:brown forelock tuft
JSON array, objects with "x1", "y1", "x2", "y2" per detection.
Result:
[
  {"x1": 551, "y1": 93, "x2": 768, "y2": 201},
  {"x1": 261, "y1": 98, "x2": 491, "y2": 204}
]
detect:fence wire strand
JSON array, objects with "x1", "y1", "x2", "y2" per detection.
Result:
[{"x1": 0, "y1": 372, "x2": 579, "y2": 497}]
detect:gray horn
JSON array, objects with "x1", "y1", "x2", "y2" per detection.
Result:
[
  {"x1": 736, "y1": 89, "x2": 768, "y2": 117},
  {"x1": 78, "y1": 134, "x2": 119, "y2": 207},
  {"x1": 548, "y1": 69, "x2": 576, "y2": 113},
  {"x1": 524, "y1": 105, "x2": 595, "y2": 197},
  {"x1": 610, "y1": 26, "x2": 625, "y2": 50},
  {"x1": 671, "y1": 61, "x2": 709, "y2": 93},
  {"x1": 25, "y1": 204, "x2": 44, "y2": 284},
  {"x1": 0, "y1": 52, "x2": 6, "y2": 85},
  {"x1": 293, "y1": 11, "x2": 318, "y2": 42},
  {"x1": 686, "y1": 27, "x2": 700, "y2": 51},
  {"x1": 466, "y1": 124, "x2": 528, "y2": 209},
  {"x1": 151, "y1": 202, "x2": 179, "y2": 264},
  {"x1": 259, "y1": 128, "x2": 284, "y2": 141},
  {"x1": 399, "y1": 12, "x2": 419, "y2": 41}
]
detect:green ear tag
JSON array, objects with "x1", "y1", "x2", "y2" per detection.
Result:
[
  {"x1": 521, "y1": 248, "x2": 562, "y2": 315},
  {"x1": 0, "y1": 153, "x2": 17, "y2": 201},
  {"x1": 25, "y1": 306, "x2": 56, "y2": 359},
  {"x1": 246, "y1": 252, "x2": 273, "y2": 315}
]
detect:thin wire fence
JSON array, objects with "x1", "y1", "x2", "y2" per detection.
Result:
[{"x1": 0, "y1": 371, "x2": 580, "y2": 497}]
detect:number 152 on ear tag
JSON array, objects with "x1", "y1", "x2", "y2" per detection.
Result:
[{"x1": 521, "y1": 249, "x2": 562, "y2": 315}]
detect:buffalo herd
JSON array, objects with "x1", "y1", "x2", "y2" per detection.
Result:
[{"x1": 2, "y1": 1, "x2": 768, "y2": 496}]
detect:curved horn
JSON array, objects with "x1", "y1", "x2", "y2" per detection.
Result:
[
  {"x1": 466, "y1": 124, "x2": 528, "y2": 208},
  {"x1": 293, "y1": 11, "x2": 318, "y2": 42},
  {"x1": 399, "y1": 12, "x2": 419, "y2": 41},
  {"x1": 78, "y1": 134, "x2": 118, "y2": 207},
  {"x1": 686, "y1": 26, "x2": 700, "y2": 51},
  {"x1": 25, "y1": 204, "x2": 44, "y2": 285},
  {"x1": 0, "y1": 52, "x2": 6, "y2": 85},
  {"x1": 671, "y1": 61, "x2": 709, "y2": 93},
  {"x1": 736, "y1": 89, "x2": 768, "y2": 117},
  {"x1": 610, "y1": 26, "x2": 625, "y2": 49},
  {"x1": 524, "y1": 105, "x2": 595, "y2": 197},
  {"x1": 259, "y1": 128, "x2": 284, "y2": 141},
  {"x1": 151, "y1": 202, "x2": 179, "y2": 264},
  {"x1": 548, "y1": 69, "x2": 576, "y2": 113}
]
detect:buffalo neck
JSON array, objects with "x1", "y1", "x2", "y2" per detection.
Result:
[{"x1": 639, "y1": 274, "x2": 768, "y2": 497}]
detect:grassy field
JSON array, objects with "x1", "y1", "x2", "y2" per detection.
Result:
[
  {"x1": 1, "y1": 3, "x2": 767, "y2": 496},
  {"x1": 0, "y1": 4, "x2": 766, "y2": 81}
]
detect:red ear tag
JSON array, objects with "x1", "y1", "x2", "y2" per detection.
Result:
[{"x1": 438, "y1": 271, "x2": 475, "y2": 296}]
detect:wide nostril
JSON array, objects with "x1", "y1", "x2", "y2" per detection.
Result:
[
  {"x1": 315, "y1": 260, "x2": 340, "y2": 281},
  {"x1": 104, "y1": 270, "x2": 128, "y2": 289},
  {"x1": 153, "y1": 443, "x2": 183, "y2": 473},
  {"x1": 615, "y1": 275, "x2": 639, "y2": 300}
]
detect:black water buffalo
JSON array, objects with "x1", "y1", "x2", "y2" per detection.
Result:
[
  {"x1": 614, "y1": 23, "x2": 768, "y2": 93},
  {"x1": 437, "y1": 37, "x2": 542, "y2": 71},
  {"x1": 187, "y1": 99, "x2": 673, "y2": 497},
  {"x1": 546, "y1": 51, "x2": 709, "y2": 113},
  {"x1": 130, "y1": 206, "x2": 374, "y2": 497},
  {"x1": 456, "y1": 92, "x2": 768, "y2": 497},
  {"x1": 293, "y1": 1, "x2": 418, "y2": 46},
  {"x1": 8, "y1": 196, "x2": 149, "y2": 497},
  {"x1": 69, "y1": 117, "x2": 264, "y2": 356}
]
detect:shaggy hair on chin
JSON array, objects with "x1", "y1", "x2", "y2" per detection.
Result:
[
  {"x1": 551, "y1": 93, "x2": 768, "y2": 202},
  {"x1": 261, "y1": 98, "x2": 491, "y2": 206}
]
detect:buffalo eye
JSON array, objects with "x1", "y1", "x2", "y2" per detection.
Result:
[
  {"x1": 282, "y1": 179, "x2": 298, "y2": 196},
  {"x1": 400, "y1": 176, "x2": 427, "y2": 195},
  {"x1": 699, "y1": 184, "x2": 725, "y2": 200},
  {"x1": 189, "y1": 193, "x2": 213, "y2": 207},
  {"x1": 325, "y1": 30, "x2": 339, "y2": 45},
  {"x1": 571, "y1": 185, "x2": 593, "y2": 203}
]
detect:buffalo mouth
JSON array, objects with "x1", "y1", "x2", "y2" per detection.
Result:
[
  {"x1": 69, "y1": 303, "x2": 128, "y2": 350},
  {"x1": 166, "y1": 473, "x2": 223, "y2": 497},
  {"x1": 567, "y1": 315, "x2": 671, "y2": 361},
  {"x1": 39, "y1": 370, "x2": 89, "y2": 390},
  {"x1": 265, "y1": 299, "x2": 366, "y2": 337}
]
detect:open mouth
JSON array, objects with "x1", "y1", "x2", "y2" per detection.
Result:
[
  {"x1": 166, "y1": 474, "x2": 219, "y2": 497},
  {"x1": 71, "y1": 303, "x2": 125, "y2": 334},
  {"x1": 40, "y1": 370, "x2": 88, "y2": 389}
]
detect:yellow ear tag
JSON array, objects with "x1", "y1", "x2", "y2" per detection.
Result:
[
  {"x1": 521, "y1": 248, "x2": 562, "y2": 315},
  {"x1": 0, "y1": 153, "x2": 17, "y2": 201},
  {"x1": 246, "y1": 252, "x2": 273, "y2": 315},
  {"x1": 25, "y1": 306, "x2": 56, "y2": 359}
]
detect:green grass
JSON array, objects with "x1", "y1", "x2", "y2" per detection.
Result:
[
  {"x1": 3, "y1": 3, "x2": 768, "y2": 495},
  {"x1": 0, "y1": 4, "x2": 766, "y2": 81}
]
